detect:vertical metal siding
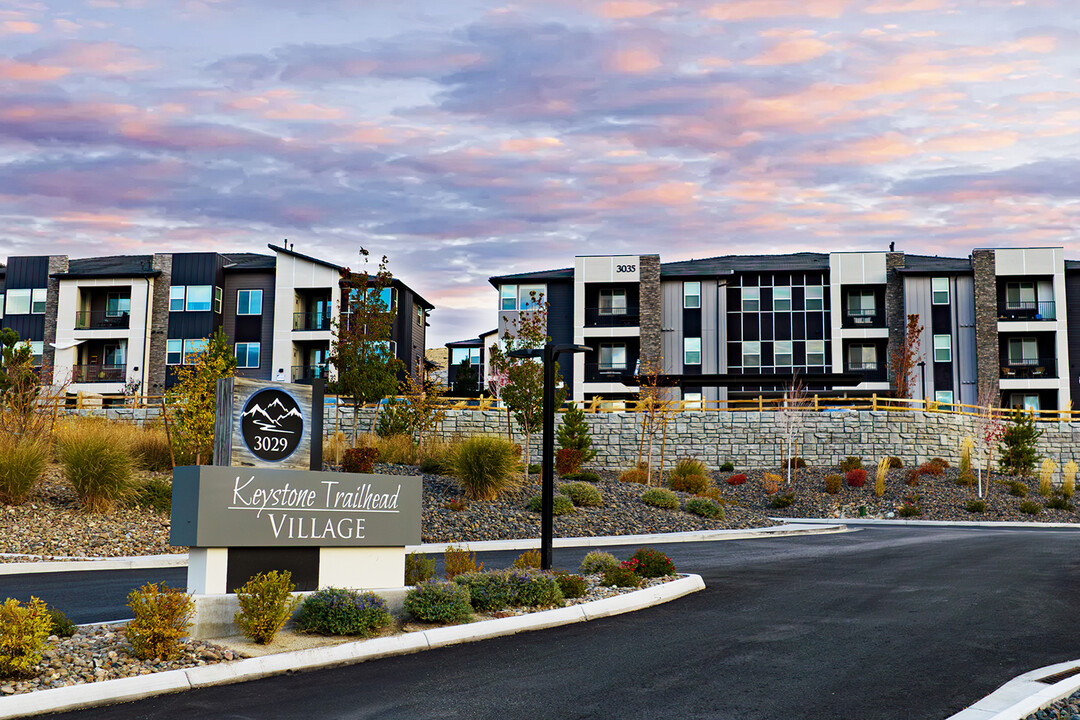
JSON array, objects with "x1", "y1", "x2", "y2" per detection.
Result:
[
  {"x1": 955, "y1": 276, "x2": 977, "y2": 405},
  {"x1": 904, "y1": 276, "x2": 934, "y2": 397},
  {"x1": 661, "y1": 281, "x2": 682, "y2": 374},
  {"x1": 1066, "y1": 273, "x2": 1080, "y2": 406}
]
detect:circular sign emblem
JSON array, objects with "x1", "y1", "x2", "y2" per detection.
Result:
[{"x1": 240, "y1": 388, "x2": 305, "y2": 462}]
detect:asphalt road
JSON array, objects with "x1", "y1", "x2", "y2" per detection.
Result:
[{"x1": 19, "y1": 526, "x2": 1080, "y2": 720}]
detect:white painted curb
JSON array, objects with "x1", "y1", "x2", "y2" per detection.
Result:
[
  {"x1": 0, "y1": 573, "x2": 704, "y2": 719},
  {"x1": 781, "y1": 517, "x2": 1080, "y2": 529},
  {"x1": 0, "y1": 554, "x2": 188, "y2": 576},
  {"x1": 947, "y1": 658, "x2": 1080, "y2": 719}
]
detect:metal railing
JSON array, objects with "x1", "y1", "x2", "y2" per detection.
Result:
[
  {"x1": 70, "y1": 364, "x2": 126, "y2": 383},
  {"x1": 842, "y1": 307, "x2": 885, "y2": 328},
  {"x1": 292, "y1": 365, "x2": 330, "y2": 384},
  {"x1": 584, "y1": 362, "x2": 631, "y2": 382},
  {"x1": 74, "y1": 311, "x2": 130, "y2": 330},
  {"x1": 1000, "y1": 358, "x2": 1057, "y2": 378},
  {"x1": 846, "y1": 361, "x2": 887, "y2": 381},
  {"x1": 998, "y1": 301, "x2": 1056, "y2": 321},
  {"x1": 293, "y1": 312, "x2": 332, "y2": 331},
  {"x1": 584, "y1": 305, "x2": 640, "y2": 328}
]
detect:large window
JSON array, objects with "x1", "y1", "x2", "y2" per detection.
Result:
[
  {"x1": 848, "y1": 344, "x2": 876, "y2": 370},
  {"x1": 518, "y1": 284, "x2": 544, "y2": 310},
  {"x1": 1006, "y1": 282, "x2": 1035, "y2": 309},
  {"x1": 935, "y1": 390, "x2": 954, "y2": 406},
  {"x1": 933, "y1": 334, "x2": 951, "y2": 363},
  {"x1": 600, "y1": 288, "x2": 627, "y2": 315},
  {"x1": 599, "y1": 343, "x2": 627, "y2": 371},
  {"x1": 186, "y1": 286, "x2": 212, "y2": 312},
  {"x1": 5, "y1": 289, "x2": 30, "y2": 315},
  {"x1": 684, "y1": 338, "x2": 702, "y2": 365},
  {"x1": 451, "y1": 347, "x2": 482, "y2": 366},
  {"x1": 847, "y1": 290, "x2": 876, "y2": 317},
  {"x1": 166, "y1": 339, "x2": 182, "y2": 365},
  {"x1": 805, "y1": 286, "x2": 823, "y2": 311},
  {"x1": 741, "y1": 287, "x2": 760, "y2": 312},
  {"x1": 500, "y1": 284, "x2": 517, "y2": 311},
  {"x1": 183, "y1": 338, "x2": 208, "y2": 363},
  {"x1": 773, "y1": 287, "x2": 791, "y2": 312},
  {"x1": 106, "y1": 293, "x2": 130, "y2": 317},
  {"x1": 682, "y1": 392, "x2": 702, "y2": 409},
  {"x1": 683, "y1": 282, "x2": 701, "y2": 309},
  {"x1": 742, "y1": 340, "x2": 760, "y2": 368},
  {"x1": 774, "y1": 340, "x2": 792, "y2": 366},
  {"x1": 806, "y1": 340, "x2": 825, "y2": 366},
  {"x1": 169, "y1": 286, "x2": 185, "y2": 312},
  {"x1": 1008, "y1": 337, "x2": 1038, "y2": 365},
  {"x1": 235, "y1": 342, "x2": 260, "y2": 369},
  {"x1": 237, "y1": 289, "x2": 263, "y2": 315},
  {"x1": 103, "y1": 343, "x2": 125, "y2": 366},
  {"x1": 932, "y1": 278, "x2": 950, "y2": 305}
]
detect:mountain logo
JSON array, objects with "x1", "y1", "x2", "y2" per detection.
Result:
[{"x1": 240, "y1": 388, "x2": 305, "y2": 462}]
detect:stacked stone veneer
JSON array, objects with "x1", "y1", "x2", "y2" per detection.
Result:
[
  {"x1": 971, "y1": 249, "x2": 1000, "y2": 405},
  {"x1": 638, "y1": 254, "x2": 661, "y2": 367}
]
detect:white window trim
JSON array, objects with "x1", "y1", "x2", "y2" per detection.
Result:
[
  {"x1": 741, "y1": 287, "x2": 760, "y2": 312},
  {"x1": 185, "y1": 285, "x2": 213, "y2": 312},
  {"x1": 805, "y1": 286, "x2": 824, "y2": 311},
  {"x1": 932, "y1": 277, "x2": 950, "y2": 305},
  {"x1": 683, "y1": 281, "x2": 701, "y2": 309},
  {"x1": 806, "y1": 340, "x2": 825, "y2": 366},
  {"x1": 933, "y1": 334, "x2": 952, "y2": 363},
  {"x1": 30, "y1": 288, "x2": 46, "y2": 315},
  {"x1": 237, "y1": 289, "x2": 263, "y2": 316},
  {"x1": 236, "y1": 342, "x2": 261, "y2": 369},
  {"x1": 742, "y1": 340, "x2": 760, "y2": 368},
  {"x1": 6, "y1": 289, "x2": 30, "y2": 315},
  {"x1": 684, "y1": 337, "x2": 702, "y2": 365},
  {"x1": 774, "y1": 340, "x2": 793, "y2": 366},
  {"x1": 166, "y1": 339, "x2": 183, "y2": 366},
  {"x1": 773, "y1": 287, "x2": 791, "y2": 312}
]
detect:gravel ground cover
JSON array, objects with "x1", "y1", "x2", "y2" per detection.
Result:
[{"x1": 1026, "y1": 689, "x2": 1080, "y2": 720}]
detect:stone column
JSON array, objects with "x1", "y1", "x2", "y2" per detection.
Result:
[
  {"x1": 885, "y1": 252, "x2": 906, "y2": 395},
  {"x1": 42, "y1": 255, "x2": 69, "y2": 384},
  {"x1": 971, "y1": 250, "x2": 1000, "y2": 405},
  {"x1": 147, "y1": 254, "x2": 173, "y2": 395},
  {"x1": 638, "y1": 254, "x2": 661, "y2": 368}
]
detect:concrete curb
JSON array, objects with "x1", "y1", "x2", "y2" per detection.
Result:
[
  {"x1": 0, "y1": 573, "x2": 705, "y2": 719},
  {"x1": 0, "y1": 523, "x2": 849, "y2": 576},
  {"x1": 947, "y1": 658, "x2": 1080, "y2": 719},
  {"x1": 778, "y1": 517, "x2": 1080, "y2": 529}
]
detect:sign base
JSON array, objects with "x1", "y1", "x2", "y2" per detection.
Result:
[{"x1": 187, "y1": 546, "x2": 406, "y2": 595}]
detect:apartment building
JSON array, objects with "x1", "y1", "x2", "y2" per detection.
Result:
[
  {"x1": 481, "y1": 247, "x2": 1076, "y2": 412},
  {"x1": 0, "y1": 244, "x2": 433, "y2": 399}
]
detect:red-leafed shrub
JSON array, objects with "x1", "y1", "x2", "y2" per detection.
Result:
[
  {"x1": 343, "y1": 447, "x2": 379, "y2": 474},
  {"x1": 727, "y1": 473, "x2": 747, "y2": 485},
  {"x1": 917, "y1": 461, "x2": 944, "y2": 477},
  {"x1": 846, "y1": 469, "x2": 868, "y2": 487},
  {"x1": 555, "y1": 448, "x2": 583, "y2": 476}
]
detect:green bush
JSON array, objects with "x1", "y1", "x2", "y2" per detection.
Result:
[
  {"x1": 965, "y1": 499, "x2": 987, "y2": 513},
  {"x1": 513, "y1": 572, "x2": 564, "y2": 608},
  {"x1": 771, "y1": 493, "x2": 795, "y2": 509},
  {"x1": 640, "y1": 487, "x2": 679, "y2": 510},
  {"x1": 130, "y1": 429, "x2": 173, "y2": 472},
  {"x1": 454, "y1": 572, "x2": 515, "y2": 612},
  {"x1": 47, "y1": 608, "x2": 77, "y2": 638},
  {"x1": 0, "y1": 596, "x2": 51, "y2": 678},
  {"x1": 526, "y1": 494, "x2": 574, "y2": 515},
  {"x1": 824, "y1": 475, "x2": 842, "y2": 494},
  {"x1": 719, "y1": 462, "x2": 735, "y2": 472},
  {"x1": 127, "y1": 477, "x2": 172, "y2": 514},
  {"x1": 405, "y1": 552, "x2": 436, "y2": 585},
  {"x1": 342, "y1": 447, "x2": 379, "y2": 474},
  {"x1": 0, "y1": 436, "x2": 48, "y2": 506},
  {"x1": 999, "y1": 410, "x2": 1043, "y2": 476},
  {"x1": 887, "y1": 456, "x2": 904, "y2": 469},
  {"x1": 125, "y1": 582, "x2": 195, "y2": 661},
  {"x1": 956, "y1": 472, "x2": 976, "y2": 488},
  {"x1": 1007, "y1": 480, "x2": 1028, "y2": 498},
  {"x1": 234, "y1": 570, "x2": 301, "y2": 645},
  {"x1": 1047, "y1": 494, "x2": 1074, "y2": 511},
  {"x1": 560, "y1": 471, "x2": 602, "y2": 483},
  {"x1": 579, "y1": 551, "x2": 620, "y2": 575},
  {"x1": 601, "y1": 565, "x2": 641, "y2": 588},
  {"x1": 839, "y1": 457, "x2": 863, "y2": 472},
  {"x1": 375, "y1": 398, "x2": 410, "y2": 438},
  {"x1": 403, "y1": 581, "x2": 473, "y2": 624},
  {"x1": 554, "y1": 573, "x2": 587, "y2": 599},
  {"x1": 443, "y1": 545, "x2": 483, "y2": 579},
  {"x1": 56, "y1": 420, "x2": 133, "y2": 513},
  {"x1": 898, "y1": 505, "x2": 922, "y2": 518},
  {"x1": 668, "y1": 473, "x2": 710, "y2": 494},
  {"x1": 628, "y1": 548, "x2": 676, "y2": 577},
  {"x1": 684, "y1": 497, "x2": 723, "y2": 519},
  {"x1": 452, "y1": 436, "x2": 521, "y2": 500},
  {"x1": 420, "y1": 456, "x2": 452, "y2": 475},
  {"x1": 527, "y1": 463, "x2": 542, "y2": 474},
  {"x1": 513, "y1": 549, "x2": 541, "y2": 569},
  {"x1": 1019, "y1": 500, "x2": 1042, "y2": 515},
  {"x1": 561, "y1": 482, "x2": 603, "y2": 507},
  {"x1": 295, "y1": 588, "x2": 393, "y2": 636}
]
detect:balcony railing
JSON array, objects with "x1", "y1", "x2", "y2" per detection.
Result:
[
  {"x1": 584, "y1": 305, "x2": 640, "y2": 328},
  {"x1": 292, "y1": 365, "x2": 329, "y2": 384},
  {"x1": 584, "y1": 362, "x2": 630, "y2": 383},
  {"x1": 293, "y1": 312, "x2": 332, "y2": 331},
  {"x1": 846, "y1": 361, "x2": 888, "y2": 381},
  {"x1": 842, "y1": 307, "x2": 886, "y2": 328},
  {"x1": 998, "y1": 301, "x2": 1056, "y2": 321},
  {"x1": 1000, "y1": 358, "x2": 1057, "y2": 379},
  {"x1": 75, "y1": 311, "x2": 130, "y2": 330},
  {"x1": 71, "y1": 364, "x2": 126, "y2": 383}
]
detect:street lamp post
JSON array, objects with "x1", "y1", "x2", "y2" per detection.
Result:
[{"x1": 917, "y1": 359, "x2": 927, "y2": 408}]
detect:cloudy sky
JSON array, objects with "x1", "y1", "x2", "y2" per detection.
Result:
[{"x1": 1, "y1": 0, "x2": 1079, "y2": 344}]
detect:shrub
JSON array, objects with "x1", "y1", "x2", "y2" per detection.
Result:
[
  {"x1": 513, "y1": 549, "x2": 541, "y2": 570},
  {"x1": 561, "y1": 482, "x2": 603, "y2": 507},
  {"x1": 955, "y1": 471, "x2": 975, "y2": 488},
  {"x1": 512, "y1": 572, "x2": 564, "y2": 608},
  {"x1": 1039, "y1": 459, "x2": 1056, "y2": 497},
  {"x1": 47, "y1": 608, "x2": 77, "y2": 638},
  {"x1": 640, "y1": 487, "x2": 679, "y2": 510},
  {"x1": 719, "y1": 462, "x2": 735, "y2": 472},
  {"x1": 904, "y1": 467, "x2": 920, "y2": 486},
  {"x1": 234, "y1": 570, "x2": 301, "y2": 645},
  {"x1": 527, "y1": 463, "x2": 542, "y2": 474},
  {"x1": 671, "y1": 457, "x2": 709, "y2": 480},
  {"x1": 917, "y1": 461, "x2": 944, "y2": 477},
  {"x1": 1007, "y1": 480, "x2": 1028, "y2": 498},
  {"x1": 526, "y1": 494, "x2": 575, "y2": 515},
  {"x1": 618, "y1": 466, "x2": 649, "y2": 484},
  {"x1": 1019, "y1": 500, "x2": 1041, "y2": 515},
  {"x1": 999, "y1": 409, "x2": 1043, "y2": 476},
  {"x1": 324, "y1": 431, "x2": 349, "y2": 466},
  {"x1": 454, "y1": 572, "x2": 514, "y2": 612},
  {"x1": 372, "y1": 434, "x2": 419, "y2": 465},
  {"x1": 960, "y1": 437, "x2": 974, "y2": 477},
  {"x1": 1064, "y1": 460, "x2": 1078, "y2": 499},
  {"x1": 668, "y1": 473, "x2": 710, "y2": 494},
  {"x1": 452, "y1": 436, "x2": 521, "y2": 500},
  {"x1": 375, "y1": 398, "x2": 410, "y2": 438},
  {"x1": 930, "y1": 457, "x2": 950, "y2": 469},
  {"x1": 727, "y1": 473, "x2": 747, "y2": 486},
  {"x1": 556, "y1": 403, "x2": 597, "y2": 466},
  {"x1": 342, "y1": 447, "x2": 379, "y2": 474},
  {"x1": 762, "y1": 473, "x2": 782, "y2": 494},
  {"x1": 0, "y1": 596, "x2": 51, "y2": 678},
  {"x1": 130, "y1": 428, "x2": 173, "y2": 472},
  {"x1": 898, "y1": 505, "x2": 922, "y2": 518},
  {"x1": 579, "y1": 551, "x2": 620, "y2": 575},
  {"x1": 443, "y1": 545, "x2": 483, "y2": 579},
  {"x1": 403, "y1": 580, "x2": 473, "y2": 624},
  {"x1": 846, "y1": 469, "x2": 868, "y2": 488},
  {"x1": 628, "y1": 548, "x2": 676, "y2": 577},
  {"x1": 125, "y1": 582, "x2": 195, "y2": 661},
  {"x1": 0, "y1": 435, "x2": 48, "y2": 506},
  {"x1": 965, "y1": 499, "x2": 987, "y2": 513},
  {"x1": 555, "y1": 448, "x2": 584, "y2": 477},
  {"x1": 420, "y1": 456, "x2": 452, "y2": 475},
  {"x1": 685, "y1": 497, "x2": 723, "y2": 519},
  {"x1": 695, "y1": 486, "x2": 722, "y2": 502},
  {"x1": 601, "y1": 565, "x2": 642, "y2": 588},
  {"x1": 771, "y1": 493, "x2": 795, "y2": 509},
  {"x1": 295, "y1": 588, "x2": 393, "y2": 636},
  {"x1": 405, "y1": 552, "x2": 436, "y2": 585},
  {"x1": 783, "y1": 457, "x2": 807, "y2": 470},
  {"x1": 442, "y1": 497, "x2": 468, "y2": 512},
  {"x1": 1046, "y1": 494, "x2": 1073, "y2": 511},
  {"x1": 874, "y1": 458, "x2": 889, "y2": 497},
  {"x1": 56, "y1": 419, "x2": 133, "y2": 513},
  {"x1": 561, "y1": 471, "x2": 602, "y2": 483},
  {"x1": 887, "y1": 456, "x2": 904, "y2": 469},
  {"x1": 839, "y1": 457, "x2": 863, "y2": 472},
  {"x1": 554, "y1": 573, "x2": 587, "y2": 599},
  {"x1": 825, "y1": 474, "x2": 842, "y2": 494},
  {"x1": 128, "y1": 477, "x2": 172, "y2": 514}
]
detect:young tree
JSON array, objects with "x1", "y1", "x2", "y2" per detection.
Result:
[
  {"x1": 636, "y1": 358, "x2": 673, "y2": 486},
  {"x1": 890, "y1": 313, "x2": 924, "y2": 401},
  {"x1": 165, "y1": 328, "x2": 237, "y2": 465},
  {"x1": 486, "y1": 292, "x2": 564, "y2": 479},
  {"x1": 776, "y1": 376, "x2": 809, "y2": 485},
  {"x1": 328, "y1": 249, "x2": 402, "y2": 437},
  {"x1": 556, "y1": 402, "x2": 596, "y2": 473},
  {"x1": 0, "y1": 328, "x2": 51, "y2": 439},
  {"x1": 399, "y1": 356, "x2": 447, "y2": 455},
  {"x1": 999, "y1": 408, "x2": 1043, "y2": 476},
  {"x1": 971, "y1": 385, "x2": 1005, "y2": 499}
]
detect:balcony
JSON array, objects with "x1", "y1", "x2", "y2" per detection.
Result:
[
  {"x1": 292, "y1": 365, "x2": 329, "y2": 384},
  {"x1": 999, "y1": 358, "x2": 1057, "y2": 379},
  {"x1": 71, "y1": 364, "x2": 126, "y2": 383},
  {"x1": 998, "y1": 301, "x2": 1056, "y2": 321},
  {"x1": 584, "y1": 305, "x2": 640, "y2": 328},
  {"x1": 75, "y1": 311, "x2": 130, "y2": 330},
  {"x1": 846, "y1": 361, "x2": 888, "y2": 382},
  {"x1": 584, "y1": 362, "x2": 630, "y2": 383},
  {"x1": 293, "y1": 312, "x2": 332, "y2": 331},
  {"x1": 842, "y1": 307, "x2": 886, "y2": 329}
]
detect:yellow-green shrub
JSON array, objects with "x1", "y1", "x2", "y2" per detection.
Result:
[
  {"x1": 450, "y1": 436, "x2": 520, "y2": 500},
  {"x1": 234, "y1": 571, "x2": 301, "y2": 645},
  {"x1": 1064, "y1": 460, "x2": 1077, "y2": 499},
  {"x1": 56, "y1": 419, "x2": 133, "y2": 512},
  {"x1": 125, "y1": 583, "x2": 195, "y2": 660},
  {"x1": 0, "y1": 596, "x2": 51, "y2": 678},
  {"x1": 1040, "y1": 459, "x2": 1057, "y2": 498},
  {"x1": 874, "y1": 458, "x2": 889, "y2": 498},
  {"x1": 513, "y1": 549, "x2": 541, "y2": 569},
  {"x1": 0, "y1": 435, "x2": 48, "y2": 505},
  {"x1": 129, "y1": 427, "x2": 173, "y2": 471},
  {"x1": 324, "y1": 431, "x2": 349, "y2": 466},
  {"x1": 444, "y1": 545, "x2": 483, "y2": 579}
]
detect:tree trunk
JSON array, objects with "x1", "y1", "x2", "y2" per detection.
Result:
[{"x1": 658, "y1": 414, "x2": 668, "y2": 487}]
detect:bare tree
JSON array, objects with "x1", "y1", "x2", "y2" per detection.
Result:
[
  {"x1": 776, "y1": 376, "x2": 809, "y2": 485},
  {"x1": 971, "y1": 385, "x2": 1006, "y2": 499},
  {"x1": 636, "y1": 358, "x2": 673, "y2": 486},
  {"x1": 890, "y1": 313, "x2": 923, "y2": 401}
]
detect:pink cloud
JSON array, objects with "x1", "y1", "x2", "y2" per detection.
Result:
[
  {"x1": 597, "y1": 1, "x2": 666, "y2": 19},
  {"x1": 922, "y1": 130, "x2": 1019, "y2": 153},
  {"x1": 0, "y1": 59, "x2": 68, "y2": 81},
  {"x1": 1, "y1": 20, "x2": 40, "y2": 34},
  {"x1": 225, "y1": 90, "x2": 345, "y2": 121},
  {"x1": 865, "y1": 0, "x2": 944, "y2": 13},
  {"x1": 701, "y1": 0, "x2": 850, "y2": 21},
  {"x1": 608, "y1": 47, "x2": 662, "y2": 73},
  {"x1": 803, "y1": 132, "x2": 917, "y2": 164},
  {"x1": 498, "y1": 137, "x2": 563, "y2": 152},
  {"x1": 745, "y1": 38, "x2": 832, "y2": 66}
]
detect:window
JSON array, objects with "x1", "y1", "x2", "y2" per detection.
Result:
[
  {"x1": 1008, "y1": 338, "x2": 1038, "y2": 365},
  {"x1": 30, "y1": 288, "x2": 46, "y2": 314},
  {"x1": 237, "y1": 289, "x2": 263, "y2": 315},
  {"x1": 773, "y1": 287, "x2": 791, "y2": 312},
  {"x1": 500, "y1": 285, "x2": 517, "y2": 311},
  {"x1": 742, "y1": 341, "x2": 760, "y2": 367},
  {"x1": 1006, "y1": 282, "x2": 1035, "y2": 309},
  {"x1": 451, "y1": 348, "x2": 481, "y2": 366},
  {"x1": 103, "y1": 343, "x2": 125, "y2": 366},
  {"x1": 805, "y1": 286, "x2": 823, "y2": 311},
  {"x1": 933, "y1": 334, "x2": 951, "y2": 363},
  {"x1": 847, "y1": 290, "x2": 876, "y2": 317},
  {"x1": 5, "y1": 289, "x2": 30, "y2": 315},
  {"x1": 106, "y1": 293, "x2": 130, "y2": 317},
  {"x1": 684, "y1": 338, "x2": 702, "y2": 365},
  {"x1": 741, "y1": 287, "x2": 760, "y2": 312},
  {"x1": 389, "y1": 340, "x2": 398, "y2": 358},
  {"x1": 774, "y1": 340, "x2": 792, "y2": 367},
  {"x1": 235, "y1": 342, "x2": 260, "y2": 368},
  {"x1": 169, "y1": 286, "x2": 185, "y2": 312},
  {"x1": 806, "y1": 340, "x2": 825, "y2": 366},
  {"x1": 683, "y1": 282, "x2": 701, "y2": 309},
  {"x1": 600, "y1": 288, "x2": 627, "y2": 315},
  {"x1": 848, "y1": 344, "x2": 876, "y2": 370},
  {"x1": 0, "y1": 294, "x2": 4, "y2": 319},
  {"x1": 24, "y1": 341, "x2": 42, "y2": 367},
  {"x1": 932, "y1": 278, "x2": 949, "y2": 305},
  {"x1": 599, "y1": 343, "x2": 627, "y2": 371},
  {"x1": 519, "y1": 284, "x2": 545, "y2": 310},
  {"x1": 417, "y1": 307, "x2": 424, "y2": 324},
  {"x1": 183, "y1": 339, "x2": 207, "y2": 363},
  {"x1": 185, "y1": 286, "x2": 212, "y2": 312},
  {"x1": 935, "y1": 390, "x2": 954, "y2": 406},
  {"x1": 214, "y1": 286, "x2": 223, "y2": 314},
  {"x1": 683, "y1": 392, "x2": 702, "y2": 409},
  {"x1": 166, "y1": 339, "x2": 182, "y2": 365},
  {"x1": 1013, "y1": 393, "x2": 1040, "y2": 412}
]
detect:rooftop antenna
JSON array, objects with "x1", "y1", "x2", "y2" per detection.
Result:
[{"x1": 889, "y1": 242, "x2": 895, "y2": 252}]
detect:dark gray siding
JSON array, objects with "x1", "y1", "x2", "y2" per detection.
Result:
[
  {"x1": 2, "y1": 256, "x2": 50, "y2": 342},
  {"x1": 546, "y1": 281, "x2": 574, "y2": 395},
  {"x1": 223, "y1": 270, "x2": 274, "y2": 380},
  {"x1": 1067, "y1": 272, "x2": 1080, "y2": 406}
]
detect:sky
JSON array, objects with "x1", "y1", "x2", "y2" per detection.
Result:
[{"x1": 1, "y1": 0, "x2": 1079, "y2": 346}]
